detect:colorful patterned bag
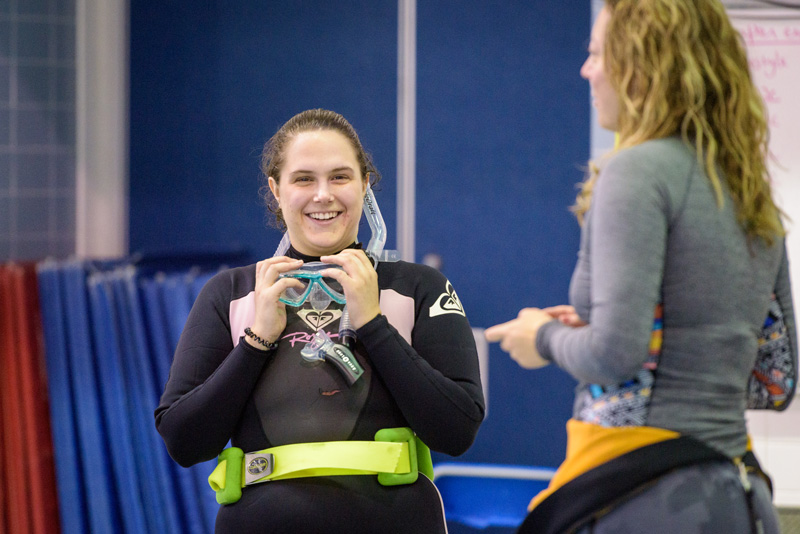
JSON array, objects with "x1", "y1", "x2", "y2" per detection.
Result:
[
  {"x1": 575, "y1": 305, "x2": 662, "y2": 426},
  {"x1": 748, "y1": 294, "x2": 794, "y2": 410}
]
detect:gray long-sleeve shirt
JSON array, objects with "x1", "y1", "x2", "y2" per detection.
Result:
[{"x1": 537, "y1": 136, "x2": 796, "y2": 457}]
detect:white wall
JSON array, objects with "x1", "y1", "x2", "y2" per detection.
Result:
[{"x1": 75, "y1": 0, "x2": 128, "y2": 258}]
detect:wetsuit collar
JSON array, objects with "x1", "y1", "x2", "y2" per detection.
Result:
[{"x1": 286, "y1": 242, "x2": 363, "y2": 262}]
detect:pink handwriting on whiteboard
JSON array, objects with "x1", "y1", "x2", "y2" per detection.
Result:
[
  {"x1": 760, "y1": 86, "x2": 780, "y2": 105},
  {"x1": 740, "y1": 23, "x2": 778, "y2": 43},
  {"x1": 748, "y1": 51, "x2": 788, "y2": 78},
  {"x1": 739, "y1": 23, "x2": 800, "y2": 46}
]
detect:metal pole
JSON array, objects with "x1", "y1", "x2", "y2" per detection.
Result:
[{"x1": 397, "y1": 0, "x2": 416, "y2": 262}]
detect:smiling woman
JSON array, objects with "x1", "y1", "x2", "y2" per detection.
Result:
[{"x1": 154, "y1": 109, "x2": 486, "y2": 533}]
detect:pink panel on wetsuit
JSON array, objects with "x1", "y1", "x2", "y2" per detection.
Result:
[
  {"x1": 229, "y1": 292, "x2": 255, "y2": 347},
  {"x1": 380, "y1": 289, "x2": 414, "y2": 345}
]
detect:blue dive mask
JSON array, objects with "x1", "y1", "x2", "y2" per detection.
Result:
[{"x1": 278, "y1": 262, "x2": 346, "y2": 310}]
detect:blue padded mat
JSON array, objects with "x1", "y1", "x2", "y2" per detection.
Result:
[
  {"x1": 155, "y1": 270, "x2": 219, "y2": 532},
  {"x1": 62, "y1": 262, "x2": 120, "y2": 533},
  {"x1": 36, "y1": 263, "x2": 89, "y2": 534},
  {"x1": 114, "y1": 270, "x2": 184, "y2": 534},
  {"x1": 87, "y1": 273, "x2": 149, "y2": 533}
]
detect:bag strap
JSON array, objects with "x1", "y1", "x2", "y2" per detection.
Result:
[{"x1": 518, "y1": 435, "x2": 728, "y2": 534}]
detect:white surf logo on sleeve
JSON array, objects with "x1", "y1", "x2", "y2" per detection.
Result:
[{"x1": 429, "y1": 281, "x2": 466, "y2": 318}]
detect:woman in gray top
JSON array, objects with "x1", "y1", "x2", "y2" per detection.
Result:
[{"x1": 487, "y1": 1, "x2": 796, "y2": 532}]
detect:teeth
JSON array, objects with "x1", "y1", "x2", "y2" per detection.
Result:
[{"x1": 309, "y1": 212, "x2": 338, "y2": 221}]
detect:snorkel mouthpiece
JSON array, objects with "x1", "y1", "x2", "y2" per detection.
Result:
[{"x1": 300, "y1": 329, "x2": 364, "y2": 385}]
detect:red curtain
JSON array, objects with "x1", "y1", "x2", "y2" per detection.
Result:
[{"x1": 0, "y1": 263, "x2": 60, "y2": 534}]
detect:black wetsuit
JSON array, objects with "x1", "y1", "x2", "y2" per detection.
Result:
[{"x1": 155, "y1": 247, "x2": 485, "y2": 533}]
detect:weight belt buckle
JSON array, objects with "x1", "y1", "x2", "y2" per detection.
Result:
[{"x1": 243, "y1": 451, "x2": 275, "y2": 485}]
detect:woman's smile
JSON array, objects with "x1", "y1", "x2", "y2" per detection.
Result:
[{"x1": 307, "y1": 211, "x2": 342, "y2": 222}]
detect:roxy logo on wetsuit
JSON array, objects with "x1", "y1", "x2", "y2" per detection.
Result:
[
  {"x1": 429, "y1": 282, "x2": 466, "y2": 318},
  {"x1": 297, "y1": 308, "x2": 342, "y2": 331}
]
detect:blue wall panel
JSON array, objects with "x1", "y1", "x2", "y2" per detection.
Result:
[
  {"x1": 415, "y1": 2, "x2": 588, "y2": 467},
  {"x1": 130, "y1": 0, "x2": 398, "y2": 259}
]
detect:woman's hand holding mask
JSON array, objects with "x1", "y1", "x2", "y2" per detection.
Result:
[
  {"x1": 247, "y1": 257, "x2": 304, "y2": 348},
  {"x1": 320, "y1": 249, "x2": 380, "y2": 329}
]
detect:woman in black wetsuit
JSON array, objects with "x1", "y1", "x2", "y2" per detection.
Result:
[{"x1": 155, "y1": 109, "x2": 485, "y2": 533}]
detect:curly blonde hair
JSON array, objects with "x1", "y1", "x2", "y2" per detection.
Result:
[{"x1": 574, "y1": 0, "x2": 784, "y2": 244}]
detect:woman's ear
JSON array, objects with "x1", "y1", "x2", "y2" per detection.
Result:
[{"x1": 268, "y1": 176, "x2": 280, "y2": 201}]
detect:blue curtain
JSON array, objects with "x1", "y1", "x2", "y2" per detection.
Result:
[{"x1": 37, "y1": 259, "x2": 226, "y2": 534}]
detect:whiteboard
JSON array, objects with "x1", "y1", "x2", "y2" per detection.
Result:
[{"x1": 728, "y1": 10, "x2": 800, "y2": 315}]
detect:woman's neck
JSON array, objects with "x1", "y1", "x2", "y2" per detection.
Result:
[{"x1": 286, "y1": 242, "x2": 361, "y2": 261}]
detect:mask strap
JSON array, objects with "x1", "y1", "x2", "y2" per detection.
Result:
[{"x1": 274, "y1": 232, "x2": 291, "y2": 257}]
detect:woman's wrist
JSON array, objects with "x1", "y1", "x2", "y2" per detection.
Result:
[{"x1": 243, "y1": 326, "x2": 278, "y2": 351}]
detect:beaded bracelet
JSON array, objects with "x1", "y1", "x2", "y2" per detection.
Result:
[{"x1": 244, "y1": 327, "x2": 278, "y2": 351}]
